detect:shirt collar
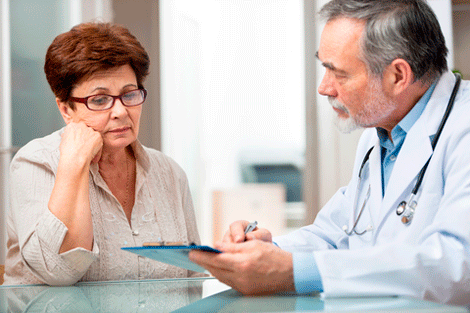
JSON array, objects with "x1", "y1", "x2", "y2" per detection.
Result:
[
  {"x1": 130, "y1": 139, "x2": 151, "y2": 172},
  {"x1": 376, "y1": 79, "x2": 438, "y2": 143}
]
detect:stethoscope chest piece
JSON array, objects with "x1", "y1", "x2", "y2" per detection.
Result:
[
  {"x1": 396, "y1": 201, "x2": 406, "y2": 215},
  {"x1": 396, "y1": 198, "x2": 417, "y2": 225}
]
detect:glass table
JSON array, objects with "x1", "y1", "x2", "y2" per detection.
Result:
[{"x1": 0, "y1": 277, "x2": 468, "y2": 312}]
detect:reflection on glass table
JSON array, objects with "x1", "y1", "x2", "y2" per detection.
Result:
[
  {"x1": 0, "y1": 277, "x2": 226, "y2": 313},
  {"x1": 0, "y1": 277, "x2": 468, "y2": 313}
]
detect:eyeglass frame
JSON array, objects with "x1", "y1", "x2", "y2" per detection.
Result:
[{"x1": 69, "y1": 88, "x2": 147, "y2": 111}]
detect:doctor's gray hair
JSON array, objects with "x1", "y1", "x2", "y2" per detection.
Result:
[{"x1": 319, "y1": 0, "x2": 448, "y2": 83}]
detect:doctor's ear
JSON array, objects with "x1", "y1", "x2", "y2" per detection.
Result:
[
  {"x1": 56, "y1": 98, "x2": 75, "y2": 124},
  {"x1": 383, "y1": 59, "x2": 414, "y2": 96}
]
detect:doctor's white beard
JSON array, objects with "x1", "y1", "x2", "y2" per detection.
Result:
[
  {"x1": 328, "y1": 78, "x2": 396, "y2": 134},
  {"x1": 329, "y1": 98, "x2": 360, "y2": 133}
]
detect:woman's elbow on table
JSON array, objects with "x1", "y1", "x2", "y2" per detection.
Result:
[{"x1": 21, "y1": 241, "x2": 97, "y2": 286}]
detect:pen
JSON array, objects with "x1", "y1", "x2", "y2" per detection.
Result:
[{"x1": 244, "y1": 221, "x2": 258, "y2": 234}]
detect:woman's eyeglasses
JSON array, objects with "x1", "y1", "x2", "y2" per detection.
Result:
[{"x1": 70, "y1": 89, "x2": 147, "y2": 111}]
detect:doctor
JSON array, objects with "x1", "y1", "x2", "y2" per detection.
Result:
[{"x1": 190, "y1": 0, "x2": 470, "y2": 306}]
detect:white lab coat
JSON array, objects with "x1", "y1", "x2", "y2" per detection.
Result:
[{"x1": 275, "y1": 71, "x2": 470, "y2": 305}]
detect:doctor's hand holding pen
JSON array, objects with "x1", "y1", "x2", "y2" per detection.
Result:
[
  {"x1": 222, "y1": 220, "x2": 273, "y2": 243},
  {"x1": 189, "y1": 221, "x2": 295, "y2": 295}
]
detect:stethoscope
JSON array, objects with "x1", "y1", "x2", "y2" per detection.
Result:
[{"x1": 343, "y1": 73, "x2": 461, "y2": 236}]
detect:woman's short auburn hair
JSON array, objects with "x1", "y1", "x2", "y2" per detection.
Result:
[{"x1": 44, "y1": 22, "x2": 150, "y2": 109}]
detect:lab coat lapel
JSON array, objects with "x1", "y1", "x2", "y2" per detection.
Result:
[
  {"x1": 368, "y1": 139, "x2": 383, "y2": 227},
  {"x1": 380, "y1": 119, "x2": 433, "y2": 215}
]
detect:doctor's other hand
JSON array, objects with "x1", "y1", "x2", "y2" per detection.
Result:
[
  {"x1": 221, "y1": 220, "x2": 272, "y2": 244},
  {"x1": 60, "y1": 122, "x2": 103, "y2": 165},
  {"x1": 189, "y1": 240, "x2": 294, "y2": 295}
]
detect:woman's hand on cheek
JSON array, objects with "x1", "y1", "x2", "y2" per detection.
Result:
[
  {"x1": 91, "y1": 147, "x2": 103, "y2": 163},
  {"x1": 60, "y1": 122, "x2": 103, "y2": 166}
]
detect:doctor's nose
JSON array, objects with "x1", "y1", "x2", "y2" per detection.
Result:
[{"x1": 318, "y1": 73, "x2": 337, "y2": 98}]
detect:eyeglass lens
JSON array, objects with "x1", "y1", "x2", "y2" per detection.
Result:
[{"x1": 87, "y1": 90, "x2": 145, "y2": 110}]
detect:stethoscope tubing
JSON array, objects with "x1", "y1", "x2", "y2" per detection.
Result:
[{"x1": 411, "y1": 73, "x2": 461, "y2": 196}]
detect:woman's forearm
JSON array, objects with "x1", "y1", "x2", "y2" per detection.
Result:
[{"x1": 48, "y1": 158, "x2": 94, "y2": 253}]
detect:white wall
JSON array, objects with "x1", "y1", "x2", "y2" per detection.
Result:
[{"x1": 160, "y1": 0, "x2": 305, "y2": 244}]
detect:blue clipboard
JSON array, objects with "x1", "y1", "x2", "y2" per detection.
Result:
[{"x1": 121, "y1": 245, "x2": 221, "y2": 273}]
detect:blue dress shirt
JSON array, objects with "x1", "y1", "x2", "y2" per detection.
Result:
[{"x1": 290, "y1": 80, "x2": 438, "y2": 294}]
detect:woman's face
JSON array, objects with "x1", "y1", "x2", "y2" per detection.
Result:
[{"x1": 59, "y1": 64, "x2": 143, "y2": 152}]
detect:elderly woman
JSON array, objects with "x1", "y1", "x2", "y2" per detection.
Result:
[{"x1": 4, "y1": 22, "x2": 201, "y2": 285}]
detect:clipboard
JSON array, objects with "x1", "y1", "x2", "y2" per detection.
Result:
[{"x1": 121, "y1": 244, "x2": 221, "y2": 273}]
